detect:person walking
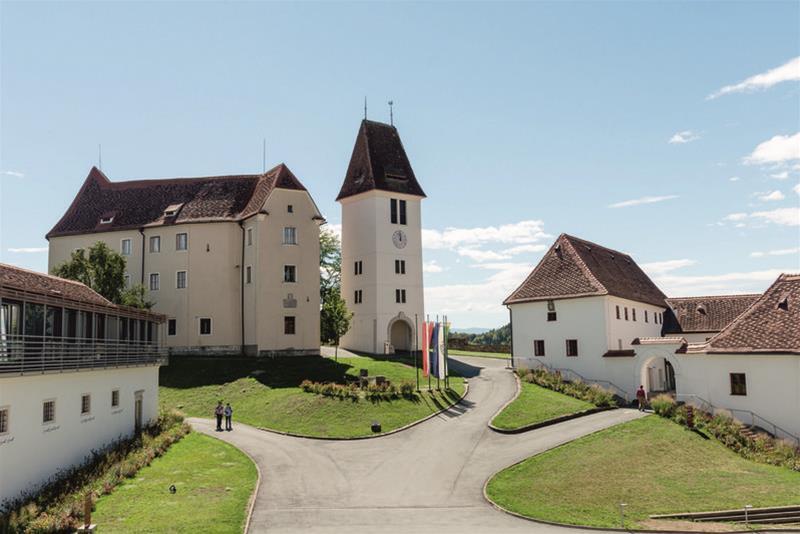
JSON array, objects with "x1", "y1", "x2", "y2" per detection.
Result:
[
  {"x1": 224, "y1": 403, "x2": 233, "y2": 431},
  {"x1": 636, "y1": 385, "x2": 647, "y2": 411},
  {"x1": 214, "y1": 401, "x2": 224, "y2": 431}
]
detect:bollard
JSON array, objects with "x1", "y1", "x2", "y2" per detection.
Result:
[
  {"x1": 619, "y1": 503, "x2": 627, "y2": 529},
  {"x1": 744, "y1": 504, "x2": 752, "y2": 528},
  {"x1": 686, "y1": 405, "x2": 694, "y2": 428}
]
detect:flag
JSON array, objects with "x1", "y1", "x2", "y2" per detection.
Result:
[
  {"x1": 421, "y1": 321, "x2": 430, "y2": 377},
  {"x1": 436, "y1": 323, "x2": 446, "y2": 379},
  {"x1": 430, "y1": 323, "x2": 439, "y2": 378}
]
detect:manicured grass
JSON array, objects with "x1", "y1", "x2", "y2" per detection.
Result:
[
  {"x1": 491, "y1": 381, "x2": 594, "y2": 430},
  {"x1": 160, "y1": 355, "x2": 465, "y2": 438},
  {"x1": 486, "y1": 416, "x2": 800, "y2": 529},
  {"x1": 93, "y1": 432, "x2": 257, "y2": 533},
  {"x1": 449, "y1": 349, "x2": 510, "y2": 360}
]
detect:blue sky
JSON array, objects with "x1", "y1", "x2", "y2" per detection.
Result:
[{"x1": 1, "y1": 1, "x2": 799, "y2": 328}]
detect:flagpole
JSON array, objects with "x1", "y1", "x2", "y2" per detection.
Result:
[
  {"x1": 414, "y1": 313, "x2": 420, "y2": 392},
  {"x1": 427, "y1": 314, "x2": 432, "y2": 392},
  {"x1": 444, "y1": 315, "x2": 449, "y2": 389},
  {"x1": 436, "y1": 315, "x2": 440, "y2": 391}
]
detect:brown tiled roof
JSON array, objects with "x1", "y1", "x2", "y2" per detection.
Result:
[
  {"x1": 336, "y1": 120, "x2": 426, "y2": 201},
  {"x1": 663, "y1": 294, "x2": 760, "y2": 334},
  {"x1": 504, "y1": 234, "x2": 668, "y2": 307},
  {"x1": 47, "y1": 163, "x2": 307, "y2": 238},
  {"x1": 695, "y1": 274, "x2": 800, "y2": 354},
  {"x1": 0, "y1": 262, "x2": 112, "y2": 306}
]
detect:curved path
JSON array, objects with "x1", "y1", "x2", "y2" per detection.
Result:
[{"x1": 190, "y1": 356, "x2": 646, "y2": 533}]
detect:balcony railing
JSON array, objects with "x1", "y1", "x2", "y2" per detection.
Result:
[{"x1": 0, "y1": 334, "x2": 167, "y2": 376}]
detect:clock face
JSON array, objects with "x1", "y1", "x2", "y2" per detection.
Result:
[{"x1": 392, "y1": 230, "x2": 407, "y2": 249}]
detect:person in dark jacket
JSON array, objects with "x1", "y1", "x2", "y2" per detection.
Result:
[
  {"x1": 636, "y1": 385, "x2": 647, "y2": 411},
  {"x1": 224, "y1": 403, "x2": 233, "y2": 431},
  {"x1": 214, "y1": 401, "x2": 224, "y2": 431}
]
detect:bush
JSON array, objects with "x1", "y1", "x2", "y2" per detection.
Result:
[
  {"x1": 650, "y1": 394, "x2": 676, "y2": 418},
  {"x1": 299, "y1": 378, "x2": 419, "y2": 403},
  {"x1": 516, "y1": 368, "x2": 617, "y2": 408}
]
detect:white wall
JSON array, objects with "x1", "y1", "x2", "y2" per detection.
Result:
[{"x1": 0, "y1": 366, "x2": 160, "y2": 507}]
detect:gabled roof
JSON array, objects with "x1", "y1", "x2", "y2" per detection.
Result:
[
  {"x1": 336, "y1": 120, "x2": 426, "y2": 201},
  {"x1": 663, "y1": 294, "x2": 760, "y2": 334},
  {"x1": 0, "y1": 262, "x2": 112, "y2": 307},
  {"x1": 47, "y1": 163, "x2": 308, "y2": 239},
  {"x1": 504, "y1": 234, "x2": 667, "y2": 308},
  {"x1": 689, "y1": 274, "x2": 800, "y2": 354}
]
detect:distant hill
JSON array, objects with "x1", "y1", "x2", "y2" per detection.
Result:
[
  {"x1": 450, "y1": 323, "x2": 510, "y2": 346},
  {"x1": 452, "y1": 327, "x2": 491, "y2": 335}
]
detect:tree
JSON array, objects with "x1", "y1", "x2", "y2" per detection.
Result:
[
  {"x1": 52, "y1": 242, "x2": 151, "y2": 308},
  {"x1": 320, "y1": 289, "x2": 353, "y2": 360},
  {"x1": 319, "y1": 228, "x2": 341, "y2": 305}
]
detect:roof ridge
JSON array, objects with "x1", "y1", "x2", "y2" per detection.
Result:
[
  {"x1": 562, "y1": 234, "x2": 632, "y2": 258},
  {"x1": 667, "y1": 294, "x2": 761, "y2": 301}
]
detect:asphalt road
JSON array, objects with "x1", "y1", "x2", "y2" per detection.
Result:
[{"x1": 189, "y1": 355, "x2": 646, "y2": 533}]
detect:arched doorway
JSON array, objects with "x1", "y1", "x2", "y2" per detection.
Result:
[
  {"x1": 388, "y1": 315, "x2": 413, "y2": 353},
  {"x1": 640, "y1": 356, "x2": 677, "y2": 395}
]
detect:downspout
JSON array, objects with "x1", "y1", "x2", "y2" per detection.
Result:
[
  {"x1": 506, "y1": 305, "x2": 514, "y2": 370},
  {"x1": 239, "y1": 221, "x2": 245, "y2": 355},
  {"x1": 138, "y1": 228, "x2": 146, "y2": 286}
]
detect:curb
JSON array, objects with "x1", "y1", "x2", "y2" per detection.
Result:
[{"x1": 255, "y1": 381, "x2": 470, "y2": 441}]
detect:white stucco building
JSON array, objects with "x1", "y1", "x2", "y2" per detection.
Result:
[
  {"x1": 0, "y1": 263, "x2": 165, "y2": 509},
  {"x1": 338, "y1": 120, "x2": 426, "y2": 354},
  {"x1": 506, "y1": 234, "x2": 800, "y2": 440}
]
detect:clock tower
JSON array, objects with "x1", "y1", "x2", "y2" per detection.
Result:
[{"x1": 337, "y1": 120, "x2": 426, "y2": 354}]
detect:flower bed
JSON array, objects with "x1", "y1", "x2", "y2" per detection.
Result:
[
  {"x1": 516, "y1": 368, "x2": 617, "y2": 408},
  {"x1": 1, "y1": 411, "x2": 190, "y2": 533},
  {"x1": 650, "y1": 394, "x2": 800, "y2": 471},
  {"x1": 300, "y1": 379, "x2": 418, "y2": 402}
]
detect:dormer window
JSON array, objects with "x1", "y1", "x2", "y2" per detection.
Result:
[
  {"x1": 697, "y1": 304, "x2": 707, "y2": 316},
  {"x1": 778, "y1": 295, "x2": 790, "y2": 311},
  {"x1": 99, "y1": 216, "x2": 114, "y2": 224},
  {"x1": 163, "y1": 203, "x2": 183, "y2": 218}
]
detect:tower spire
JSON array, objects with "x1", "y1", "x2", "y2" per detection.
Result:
[
  {"x1": 364, "y1": 96, "x2": 368, "y2": 120},
  {"x1": 388, "y1": 100, "x2": 394, "y2": 126}
]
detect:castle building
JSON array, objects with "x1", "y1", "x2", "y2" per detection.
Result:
[
  {"x1": 47, "y1": 164, "x2": 324, "y2": 357},
  {"x1": 337, "y1": 120, "x2": 426, "y2": 354}
]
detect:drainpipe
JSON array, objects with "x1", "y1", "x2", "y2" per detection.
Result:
[
  {"x1": 138, "y1": 228, "x2": 145, "y2": 286},
  {"x1": 506, "y1": 304, "x2": 514, "y2": 370},
  {"x1": 239, "y1": 221, "x2": 245, "y2": 355}
]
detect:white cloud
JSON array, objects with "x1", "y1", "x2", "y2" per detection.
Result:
[
  {"x1": 425, "y1": 262, "x2": 532, "y2": 316},
  {"x1": 750, "y1": 247, "x2": 800, "y2": 258},
  {"x1": 502, "y1": 243, "x2": 547, "y2": 255},
  {"x1": 640, "y1": 259, "x2": 697, "y2": 275},
  {"x1": 750, "y1": 207, "x2": 800, "y2": 226},
  {"x1": 745, "y1": 132, "x2": 800, "y2": 165},
  {"x1": 7, "y1": 247, "x2": 48, "y2": 253},
  {"x1": 794, "y1": 183, "x2": 800, "y2": 195},
  {"x1": 707, "y1": 56, "x2": 800, "y2": 99},
  {"x1": 723, "y1": 212, "x2": 748, "y2": 222},
  {"x1": 1, "y1": 170, "x2": 24, "y2": 178},
  {"x1": 757, "y1": 190, "x2": 785, "y2": 202},
  {"x1": 422, "y1": 261, "x2": 444, "y2": 274},
  {"x1": 668, "y1": 130, "x2": 700, "y2": 144},
  {"x1": 729, "y1": 176, "x2": 741, "y2": 182},
  {"x1": 654, "y1": 269, "x2": 792, "y2": 296},
  {"x1": 422, "y1": 220, "x2": 549, "y2": 250},
  {"x1": 770, "y1": 171, "x2": 789, "y2": 180},
  {"x1": 457, "y1": 248, "x2": 511, "y2": 262},
  {"x1": 608, "y1": 195, "x2": 679, "y2": 209}
]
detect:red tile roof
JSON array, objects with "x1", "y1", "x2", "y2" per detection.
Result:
[
  {"x1": 337, "y1": 120, "x2": 426, "y2": 201},
  {"x1": 47, "y1": 163, "x2": 308, "y2": 238},
  {"x1": 663, "y1": 294, "x2": 760, "y2": 334},
  {"x1": 0, "y1": 263, "x2": 112, "y2": 306},
  {"x1": 694, "y1": 274, "x2": 800, "y2": 354},
  {"x1": 504, "y1": 234, "x2": 667, "y2": 307}
]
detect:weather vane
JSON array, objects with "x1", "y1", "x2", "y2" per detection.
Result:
[{"x1": 388, "y1": 100, "x2": 394, "y2": 125}]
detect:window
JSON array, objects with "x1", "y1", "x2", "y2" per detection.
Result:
[
  {"x1": 121, "y1": 238, "x2": 132, "y2": 256},
  {"x1": 354, "y1": 261, "x2": 363, "y2": 275},
  {"x1": 399, "y1": 199, "x2": 407, "y2": 225},
  {"x1": 42, "y1": 400, "x2": 56, "y2": 424},
  {"x1": 247, "y1": 227, "x2": 253, "y2": 246},
  {"x1": 632, "y1": 308, "x2": 637, "y2": 322},
  {"x1": 534, "y1": 340, "x2": 545, "y2": 357},
  {"x1": 81, "y1": 394, "x2": 91, "y2": 415},
  {"x1": 124, "y1": 273, "x2": 131, "y2": 288},
  {"x1": 283, "y1": 227, "x2": 297, "y2": 245},
  {"x1": 395, "y1": 259, "x2": 406, "y2": 274},
  {"x1": 624, "y1": 307, "x2": 629, "y2": 321},
  {"x1": 167, "y1": 319, "x2": 177, "y2": 336},
  {"x1": 176, "y1": 232, "x2": 188, "y2": 251},
  {"x1": 354, "y1": 290, "x2": 363, "y2": 304},
  {"x1": 100, "y1": 215, "x2": 114, "y2": 224},
  {"x1": 0, "y1": 407, "x2": 8, "y2": 434},
  {"x1": 395, "y1": 289, "x2": 407, "y2": 304},
  {"x1": 547, "y1": 312, "x2": 557, "y2": 321},
  {"x1": 390, "y1": 198, "x2": 398, "y2": 224},
  {"x1": 645, "y1": 310, "x2": 649, "y2": 323},
  {"x1": 566, "y1": 339, "x2": 579, "y2": 357},
  {"x1": 284, "y1": 265, "x2": 297, "y2": 283},
  {"x1": 176, "y1": 271, "x2": 187, "y2": 289},
  {"x1": 246, "y1": 265, "x2": 252, "y2": 284},
  {"x1": 163, "y1": 203, "x2": 182, "y2": 217},
  {"x1": 284, "y1": 316, "x2": 296, "y2": 335},
  {"x1": 199, "y1": 318, "x2": 212, "y2": 336},
  {"x1": 616, "y1": 305, "x2": 620, "y2": 319},
  {"x1": 149, "y1": 236, "x2": 161, "y2": 253},
  {"x1": 730, "y1": 373, "x2": 747, "y2": 396},
  {"x1": 287, "y1": 205, "x2": 293, "y2": 213},
  {"x1": 149, "y1": 273, "x2": 160, "y2": 291},
  {"x1": 111, "y1": 390, "x2": 120, "y2": 408}
]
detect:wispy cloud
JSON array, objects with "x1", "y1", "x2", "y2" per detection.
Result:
[
  {"x1": 423, "y1": 260, "x2": 445, "y2": 274},
  {"x1": 770, "y1": 171, "x2": 789, "y2": 180},
  {"x1": 640, "y1": 259, "x2": 697, "y2": 275},
  {"x1": 654, "y1": 269, "x2": 792, "y2": 296},
  {"x1": 608, "y1": 195, "x2": 678, "y2": 209},
  {"x1": 756, "y1": 190, "x2": 785, "y2": 202},
  {"x1": 457, "y1": 248, "x2": 511, "y2": 262},
  {"x1": 745, "y1": 132, "x2": 800, "y2": 165},
  {"x1": 668, "y1": 130, "x2": 700, "y2": 144},
  {"x1": 502, "y1": 243, "x2": 547, "y2": 256},
  {"x1": 794, "y1": 183, "x2": 800, "y2": 195},
  {"x1": 750, "y1": 247, "x2": 800, "y2": 258},
  {"x1": 422, "y1": 220, "x2": 549, "y2": 250},
  {"x1": 707, "y1": 56, "x2": 800, "y2": 100},
  {"x1": 729, "y1": 176, "x2": 741, "y2": 182},
  {"x1": 723, "y1": 208, "x2": 800, "y2": 227},
  {"x1": 1, "y1": 170, "x2": 25, "y2": 178},
  {"x1": 425, "y1": 262, "x2": 531, "y2": 316},
  {"x1": 7, "y1": 247, "x2": 48, "y2": 253}
]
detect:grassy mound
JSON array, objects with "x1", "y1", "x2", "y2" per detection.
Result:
[{"x1": 491, "y1": 381, "x2": 594, "y2": 430}]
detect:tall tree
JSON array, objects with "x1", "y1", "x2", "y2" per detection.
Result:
[
  {"x1": 319, "y1": 228, "x2": 341, "y2": 305},
  {"x1": 320, "y1": 289, "x2": 353, "y2": 360}
]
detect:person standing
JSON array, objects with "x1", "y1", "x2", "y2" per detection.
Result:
[
  {"x1": 215, "y1": 401, "x2": 224, "y2": 431},
  {"x1": 636, "y1": 385, "x2": 647, "y2": 411},
  {"x1": 224, "y1": 403, "x2": 233, "y2": 431}
]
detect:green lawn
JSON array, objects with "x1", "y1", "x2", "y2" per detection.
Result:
[
  {"x1": 491, "y1": 381, "x2": 595, "y2": 430},
  {"x1": 486, "y1": 416, "x2": 800, "y2": 529},
  {"x1": 448, "y1": 349, "x2": 510, "y2": 360},
  {"x1": 93, "y1": 433, "x2": 257, "y2": 533},
  {"x1": 160, "y1": 355, "x2": 465, "y2": 438}
]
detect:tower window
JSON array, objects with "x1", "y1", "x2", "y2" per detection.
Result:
[
  {"x1": 390, "y1": 199, "x2": 398, "y2": 224},
  {"x1": 395, "y1": 289, "x2": 406, "y2": 304},
  {"x1": 354, "y1": 290, "x2": 363, "y2": 304},
  {"x1": 395, "y1": 259, "x2": 406, "y2": 274},
  {"x1": 399, "y1": 200, "x2": 407, "y2": 225},
  {"x1": 354, "y1": 261, "x2": 363, "y2": 275}
]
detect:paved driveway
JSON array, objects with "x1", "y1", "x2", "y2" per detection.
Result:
[{"x1": 190, "y1": 356, "x2": 645, "y2": 533}]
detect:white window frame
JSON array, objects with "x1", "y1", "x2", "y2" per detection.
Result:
[
  {"x1": 121, "y1": 238, "x2": 132, "y2": 256},
  {"x1": 99, "y1": 215, "x2": 114, "y2": 224},
  {"x1": 149, "y1": 273, "x2": 160, "y2": 291},
  {"x1": 111, "y1": 389, "x2": 120, "y2": 408},
  {"x1": 42, "y1": 399, "x2": 56, "y2": 424},
  {"x1": 246, "y1": 265, "x2": 252, "y2": 284},
  {"x1": 176, "y1": 270, "x2": 187, "y2": 289},
  {"x1": 0, "y1": 406, "x2": 9, "y2": 435},
  {"x1": 176, "y1": 232, "x2": 188, "y2": 251},
  {"x1": 283, "y1": 226, "x2": 297, "y2": 245},
  {"x1": 149, "y1": 235, "x2": 161, "y2": 253},
  {"x1": 247, "y1": 227, "x2": 253, "y2": 246},
  {"x1": 81, "y1": 393, "x2": 91, "y2": 415},
  {"x1": 199, "y1": 317, "x2": 213, "y2": 336}
]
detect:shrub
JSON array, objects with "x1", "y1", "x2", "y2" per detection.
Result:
[
  {"x1": 650, "y1": 394, "x2": 676, "y2": 418},
  {"x1": 517, "y1": 368, "x2": 617, "y2": 408}
]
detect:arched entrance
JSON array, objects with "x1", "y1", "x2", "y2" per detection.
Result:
[
  {"x1": 640, "y1": 356, "x2": 677, "y2": 395},
  {"x1": 388, "y1": 315, "x2": 413, "y2": 353}
]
